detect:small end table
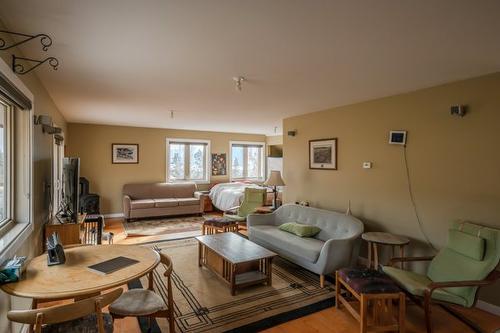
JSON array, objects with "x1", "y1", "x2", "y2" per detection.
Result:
[
  {"x1": 254, "y1": 206, "x2": 274, "y2": 214},
  {"x1": 362, "y1": 232, "x2": 410, "y2": 269}
]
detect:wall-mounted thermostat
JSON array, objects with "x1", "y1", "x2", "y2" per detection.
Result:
[{"x1": 389, "y1": 130, "x2": 407, "y2": 145}]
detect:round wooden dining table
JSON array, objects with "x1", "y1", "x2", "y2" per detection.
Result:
[{"x1": 0, "y1": 244, "x2": 160, "y2": 307}]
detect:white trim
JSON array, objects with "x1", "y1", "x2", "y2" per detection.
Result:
[
  {"x1": 0, "y1": 57, "x2": 34, "y2": 261},
  {"x1": 165, "y1": 138, "x2": 211, "y2": 184},
  {"x1": 103, "y1": 213, "x2": 124, "y2": 218},
  {"x1": 477, "y1": 300, "x2": 500, "y2": 316},
  {"x1": 229, "y1": 140, "x2": 266, "y2": 182}
]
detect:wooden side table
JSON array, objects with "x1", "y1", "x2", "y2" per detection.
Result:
[
  {"x1": 362, "y1": 232, "x2": 410, "y2": 269},
  {"x1": 254, "y1": 206, "x2": 274, "y2": 214}
]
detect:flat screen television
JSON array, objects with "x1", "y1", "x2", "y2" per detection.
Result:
[{"x1": 61, "y1": 157, "x2": 80, "y2": 223}]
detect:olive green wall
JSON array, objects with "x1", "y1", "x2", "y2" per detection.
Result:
[
  {"x1": 66, "y1": 123, "x2": 265, "y2": 214},
  {"x1": 282, "y1": 72, "x2": 500, "y2": 306}
]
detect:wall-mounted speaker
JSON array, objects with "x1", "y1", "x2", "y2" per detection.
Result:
[
  {"x1": 287, "y1": 130, "x2": 296, "y2": 137},
  {"x1": 451, "y1": 105, "x2": 467, "y2": 117}
]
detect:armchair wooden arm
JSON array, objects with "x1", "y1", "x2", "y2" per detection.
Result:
[
  {"x1": 425, "y1": 270, "x2": 500, "y2": 298},
  {"x1": 389, "y1": 256, "x2": 435, "y2": 267}
]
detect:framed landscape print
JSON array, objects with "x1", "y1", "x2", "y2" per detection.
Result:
[
  {"x1": 309, "y1": 138, "x2": 337, "y2": 170},
  {"x1": 112, "y1": 143, "x2": 139, "y2": 164},
  {"x1": 211, "y1": 153, "x2": 227, "y2": 176}
]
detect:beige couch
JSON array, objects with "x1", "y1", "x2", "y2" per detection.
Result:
[{"x1": 122, "y1": 182, "x2": 203, "y2": 220}]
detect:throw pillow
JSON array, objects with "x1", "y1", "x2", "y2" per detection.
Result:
[{"x1": 279, "y1": 222, "x2": 321, "y2": 237}]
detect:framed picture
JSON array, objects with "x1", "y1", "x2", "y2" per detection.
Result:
[
  {"x1": 309, "y1": 138, "x2": 337, "y2": 170},
  {"x1": 211, "y1": 153, "x2": 227, "y2": 176},
  {"x1": 112, "y1": 144, "x2": 139, "y2": 164}
]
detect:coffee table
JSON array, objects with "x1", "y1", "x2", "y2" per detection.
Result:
[{"x1": 195, "y1": 232, "x2": 277, "y2": 295}]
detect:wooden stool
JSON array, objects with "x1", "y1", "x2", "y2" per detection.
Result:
[
  {"x1": 362, "y1": 232, "x2": 410, "y2": 269},
  {"x1": 202, "y1": 217, "x2": 238, "y2": 235},
  {"x1": 336, "y1": 267, "x2": 405, "y2": 333}
]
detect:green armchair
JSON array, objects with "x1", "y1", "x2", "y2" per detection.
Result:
[
  {"x1": 223, "y1": 187, "x2": 266, "y2": 223},
  {"x1": 382, "y1": 222, "x2": 500, "y2": 333}
]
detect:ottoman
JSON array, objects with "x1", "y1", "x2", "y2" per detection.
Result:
[
  {"x1": 202, "y1": 217, "x2": 238, "y2": 235},
  {"x1": 336, "y1": 267, "x2": 405, "y2": 333}
]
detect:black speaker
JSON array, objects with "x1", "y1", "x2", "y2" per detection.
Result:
[{"x1": 451, "y1": 105, "x2": 467, "y2": 117}]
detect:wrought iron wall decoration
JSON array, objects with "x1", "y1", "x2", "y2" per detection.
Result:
[
  {"x1": 0, "y1": 30, "x2": 60, "y2": 75},
  {"x1": 0, "y1": 30, "x2": 53, "y2": 51},
  {"x1": 12, "y1": 55, "x2": 59, "y2": 75}
]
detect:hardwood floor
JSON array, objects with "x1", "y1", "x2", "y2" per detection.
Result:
[{"x1": 42, "y1": 217, "x2": 499, "y2": 333}]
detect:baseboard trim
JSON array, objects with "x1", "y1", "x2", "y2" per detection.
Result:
[
  {"x1": 103, "y1": 213, "x2": 124, "y2": 218},
  {"x1": 477, "y1": 300, "x2": 500, "y2": 316}
]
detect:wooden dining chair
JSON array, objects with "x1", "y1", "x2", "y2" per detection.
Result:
[
  {"x1": 7, "y1": 288, "x2": 122, "y2": 333},
  {"x1": 109, "y1": 251, "x2": 175, "y2": 332}
]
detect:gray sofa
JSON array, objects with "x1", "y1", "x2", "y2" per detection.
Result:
[
  {"x1": 122, "y1": 182, "x2": 203, "y2": 220},
  {"x1": 247, "y1": 203, "x2": 364, "y2": 287}
]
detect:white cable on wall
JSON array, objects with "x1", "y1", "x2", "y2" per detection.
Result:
[{"x1": 403, "y1": 145, "x2": 437, "y2": 252}]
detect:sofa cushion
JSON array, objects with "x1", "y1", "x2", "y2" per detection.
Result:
[
  {"x1": 177, "y1": 198, "x2": 200, "y2": 206},
  {"x1": 130, "y1": 199, "x2": 155, "y2": 209},
  {"x1": 279, "y1": 222, "x2": 321, "y2": 237},
  {"x1": 251, "y1": 225, "x2": 324, "y2": 263},
  {"x1": 153, "y1": 198, "x2": 179, "y2": 208}
]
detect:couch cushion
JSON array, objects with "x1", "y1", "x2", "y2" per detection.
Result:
[
  {"x1": 279, "y1": 222, "x2": 321, "y2": 237},
  {"x1": 383, "y1": 266, "x2": 468, "y2": 307},
  {"x1": 177, "y1": 198, "x2": 200, "y2": 206},
  {"x1": 251, "y1": 225, "x2": 324, "y2": 262},
  {"x1": 153, "y1": 198, "x2": 179, "y2": 208},
  {"x1": 130, "y1": 199, "x2": 155, "y2": 209}
]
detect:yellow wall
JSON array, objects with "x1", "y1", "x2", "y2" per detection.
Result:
[
  {"x1": 283, "y1": 72, "x2": 500, "y2": 305},
  {"x1": 66, "y1": 123, "x2": 265, "y2": 214},
  {"x1": 0, "y1": 20, "x2": 67, "y2": 333}
]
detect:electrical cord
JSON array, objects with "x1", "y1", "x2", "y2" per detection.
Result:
[{"x1": 403, "y1": 145, "x2": 437, "y2": 252}]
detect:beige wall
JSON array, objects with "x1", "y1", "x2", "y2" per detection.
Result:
[
  {"x1": 283, "y1": 72, "x2": 500, "y2": 306},
  {"x1": 0, "y1": 20, "x2": 67, "y2": 333},
  {"x1": 66, "y1": 123, "x2": 265, "y2": 214}
]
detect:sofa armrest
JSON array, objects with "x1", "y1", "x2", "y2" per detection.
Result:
[
  {"x1": 194, "y1": 191, "x2": 205, "y2": 199},
  {"x1": 123, "y1": 195, "x2": 132, "y2": 219},
  {"x1": 247, "y1": 213, "x2": 276, "y2": 228},
  {"x1": 315, "y1": 238, "x2": 356, "y2": 275}
]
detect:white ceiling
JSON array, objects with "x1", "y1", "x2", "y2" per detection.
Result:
[{"x1": 1, "y1": 1, "x2": 500, "y2": 135}]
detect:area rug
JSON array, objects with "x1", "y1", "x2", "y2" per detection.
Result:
[
  {"x1": 123, "y1": 215, "x2": 219, "y2": 237},
  {"x1": 129, "y1": 238, "x2": 335, "y2": 333}
]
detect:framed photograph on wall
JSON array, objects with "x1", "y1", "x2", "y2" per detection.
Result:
[
  {"x1": 211, "y1": 153, "x2": 227, "y2": 176},
  {"x1": 112, "y1": 143, "x2": 139, "y2": 164},
  {"x1": 309, "y1": 138, "x2": 337, "y2": 170}
]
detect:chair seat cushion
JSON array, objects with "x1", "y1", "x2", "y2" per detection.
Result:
[
  {"x1": 177, "y1": 198, "x2": 200, "y2": 206},
  {"x1": 382, "y1": 266, "x2": 468, "y2": 307},
  {"x1": 42, "y1": 313, "x2": 113, "y2": 333},
  {"x1": 153, "y1": 198, "x2": 179, "y2": 208},
  {"x1": 109, "y1": 289, "x2": 167, "y2": 316},
  {"x1": 130, "y1": 199, "x2": 155, "y2": 210},
  {"x1": 338, "y1": 267, "x2": 400, "y2": 294},
  {"x1": 223, "y1": 213, "x2": 246, "y2": 222},
  {"x1": 250, "y1": 225, "x2": 324, "y2": 262}
]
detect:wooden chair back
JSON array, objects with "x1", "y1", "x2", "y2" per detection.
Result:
[
  {"x1": 160, "y1": 252, "x2": 173, "y2": 277},
  {"x1": 7, "y1": 288, "x2": 122, "y2": 333}
]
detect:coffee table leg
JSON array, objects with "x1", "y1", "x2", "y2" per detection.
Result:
[
  {"x1": 267, "y1": 258, "x2": 273, "y2": 286},
  {"x1": 230, "y1": 263, "x2": 236, "y2": 296}
]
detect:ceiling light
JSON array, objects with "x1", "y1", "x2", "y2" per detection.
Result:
[{"x1": 233, "y1": 76, "x2": 245, "y2": 91}]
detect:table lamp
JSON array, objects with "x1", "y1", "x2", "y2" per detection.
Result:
[{"x1": 264, "y1": 170, "x2": 285, "y2": 210}]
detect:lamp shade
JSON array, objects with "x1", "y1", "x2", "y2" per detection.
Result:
[{"x1": 264, "y1": 170, "x2": 285, "y2": 186}]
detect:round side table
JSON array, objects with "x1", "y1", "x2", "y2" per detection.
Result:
[{"x1": 361, "y1": 232, "x2": 410, "y2": 269}]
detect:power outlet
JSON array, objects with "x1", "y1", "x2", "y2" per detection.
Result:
[{"x1": 363, "y1": 162, "x2": 372, "y2": 169}]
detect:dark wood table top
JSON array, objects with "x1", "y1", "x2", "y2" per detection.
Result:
[{"x1": 195, "y1": 232, "x2": 277, "y2": 264}]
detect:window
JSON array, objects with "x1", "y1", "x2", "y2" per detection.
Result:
[
  {"x1": 230, "y1": 141, "x2": 265, "y2": 181},
  {"x1": 0, "y1": 101, "x2": 10, "y2": 227},
  {"x1": 166, "y1": 138, "x2": 210, "y2": 183}
]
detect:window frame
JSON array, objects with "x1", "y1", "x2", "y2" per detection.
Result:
[
  {"x1": 52, "y1": 130, "x2": 64, "y2": 215},
  {"x1": 229, "y1": 140, "x2": 266, "y2": 182},
  {"x1": 0, "y1": 58, "x2": 34, "y2": 263},
  {"x1": 166, "y1": 138, "x2": 211, "y2": 184},
  {"x1": 0, "y1": 100, "x2": 13, "y2": 230}
]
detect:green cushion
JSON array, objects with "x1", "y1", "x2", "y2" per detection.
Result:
[
  {"x1": 448, "y1": 229, "x2": 485, "y2": 261},
  {"x1": 279, "y1": 222, "x2": 321, "y2": 237},
  {"x1": 382, "y1": 266, "x2": 468, "y2": 307}
]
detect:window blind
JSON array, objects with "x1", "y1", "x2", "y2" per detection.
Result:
[
  {"x1": 0, "y1": 72, "x2": 32, "y2": 110},
  {"x1": 231, "y1": 143, "x2": 264, "y2": 148},
  {"x1": 169, "y1": 141, "x2": 208, "y2": 146}
]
